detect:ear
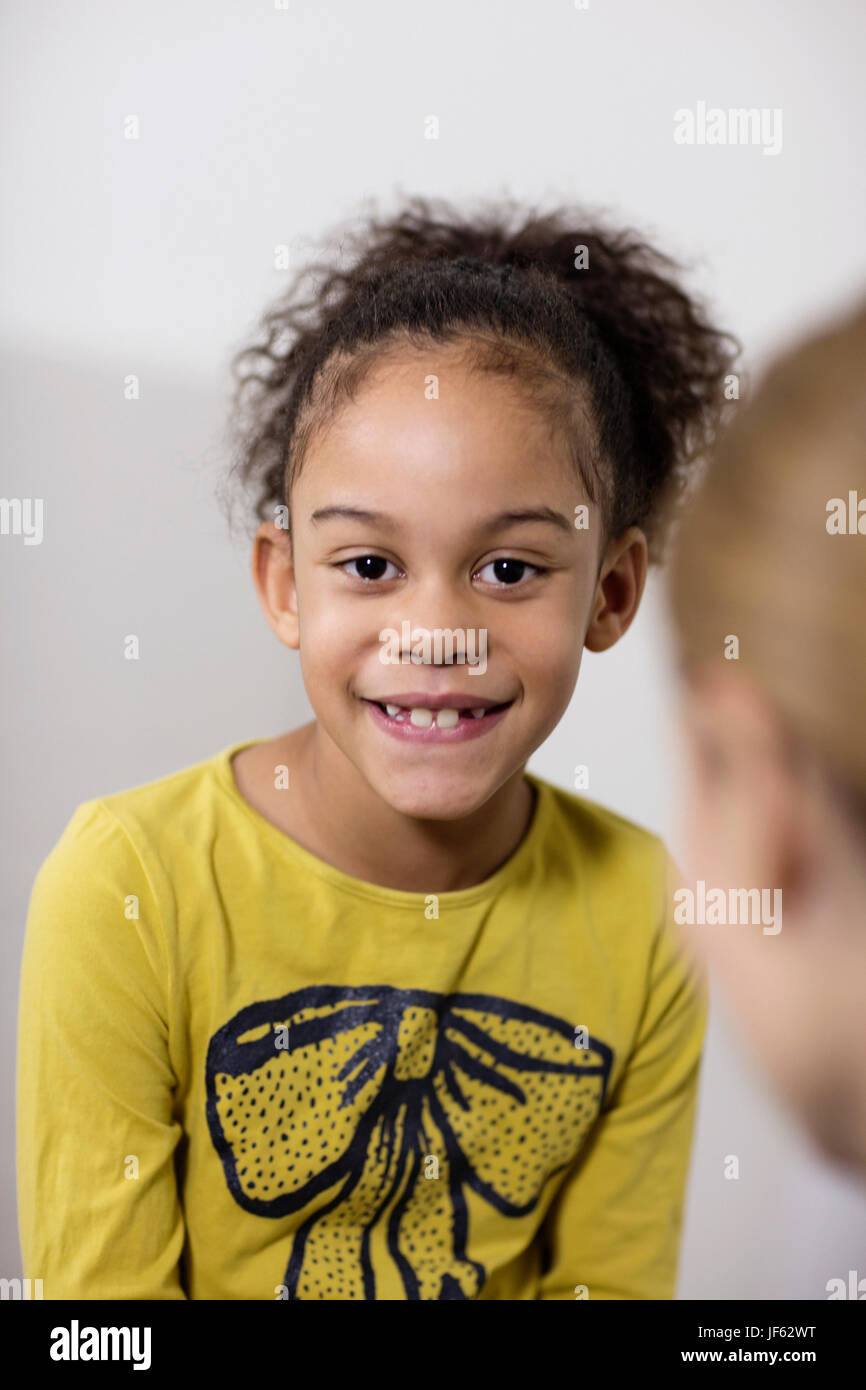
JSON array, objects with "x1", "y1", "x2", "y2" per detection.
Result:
[
  {"x1": 678, "y1": 664, "x2": 814, "y2": 903},
  {"x1": 583, "y1": 526, "x2": 648, "y2": 653},
  {"x1": 251, "y1": 521, "x2": 300, "y2": 650}
]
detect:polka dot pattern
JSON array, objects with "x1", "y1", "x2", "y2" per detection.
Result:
[
  {"x1": 433, "y1": 1008, "x2": 605, "y2": 1209},
  {"x1": 213, "y1": 1004, "x2": 384, "y2": 1200},
  {"x1": 206, "y1": 986, "x2": 613, "y2": 1299}
]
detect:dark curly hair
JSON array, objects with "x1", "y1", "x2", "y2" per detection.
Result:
[{"x1": 223, "y1": 193, "x2": 739, "y2": 564}]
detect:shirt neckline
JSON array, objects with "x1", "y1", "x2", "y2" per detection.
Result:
[{"x1": 212, "y1": 737, "x2": 552, "y2": 909}]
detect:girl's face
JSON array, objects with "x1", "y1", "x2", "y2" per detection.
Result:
[{"x1": 258, "y1": 344, "x2": 646, "y2": 820}]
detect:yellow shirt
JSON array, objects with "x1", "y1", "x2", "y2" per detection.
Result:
[{"x1": 17, "y1": 739, "x2": 706, "y2": 1301}]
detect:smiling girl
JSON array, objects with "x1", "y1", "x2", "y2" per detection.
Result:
[{"x1": 18, "y1": 195, "x2": 737, "y2": 1300}]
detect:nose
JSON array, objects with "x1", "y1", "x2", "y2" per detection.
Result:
[{"x1": 381, "y1": 573, "x2": 488, "y2": 667}]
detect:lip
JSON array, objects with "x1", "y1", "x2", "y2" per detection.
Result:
[{"x1": 362, "y1": 697, "x2": 513, "y2": 743}]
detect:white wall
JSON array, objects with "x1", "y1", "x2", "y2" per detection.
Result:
[{"x1": 3, "y1": 0, "x2": 866, "y2": 1296}]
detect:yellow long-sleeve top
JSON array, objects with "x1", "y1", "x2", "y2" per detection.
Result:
[{"x1": 17, "y1": 740, "x2": 706, "y2": 1301}]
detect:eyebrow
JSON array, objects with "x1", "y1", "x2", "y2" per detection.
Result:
[{"x1": 309, "y1": 505, "x2": 573, "y2": 535}]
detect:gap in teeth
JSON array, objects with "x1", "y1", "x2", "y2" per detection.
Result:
[{"x1": 382, "y1": 703, "x2": 489, "y2": 727}]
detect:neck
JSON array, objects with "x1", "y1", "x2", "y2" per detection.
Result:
[{"x1": 285, "y1": 720, "x2": 536, "y2": 893}]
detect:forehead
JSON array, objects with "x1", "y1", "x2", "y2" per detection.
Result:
[{"x1": 297, "y1": 344, "x2": 580, "y2": 492}]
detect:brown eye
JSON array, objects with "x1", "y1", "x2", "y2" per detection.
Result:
[
  {"x1": 339, "y1": 555, "x2": 400, "y2": 582},
  {"x1": 475, "y1": 558, "x2": 544, "y2": 586}
]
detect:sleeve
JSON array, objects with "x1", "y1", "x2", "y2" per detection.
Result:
[
  {"x1": 536, "y1": 852, "x2": 708, "y2": 1300},
  {"x1": 16, "y1": 800, "x2": 188, "y2": 1300}
]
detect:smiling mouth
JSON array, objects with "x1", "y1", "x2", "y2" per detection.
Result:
[{"x1": 364, "y1": 699, "x2": 513, "y2": 729}]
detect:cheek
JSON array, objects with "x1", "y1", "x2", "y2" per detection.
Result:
[
  {"x1": 297, "y1": 576, "x2": 369, "y2": 660},
  {"x1": 716, "y1": 939, "x2": 787, "y2": 1021},
  {"x1": 512, "y1": 602, "x2": 583, "y2": 683},
  {"x1": 679, "y1": 701, "x2": 727, "y2": 878},
  {"x1": 706, "y1": 936, "x2": 821, "y2": 1104},
  {"x1": 296, "y1": 610, "x2": 358, "y2": 701},
  {"x1": 680, "y1": 777, "x2": 723, "y2": 889},
  {"x1": 679, "y1": 744, "x2": 740, "y2": 891}
]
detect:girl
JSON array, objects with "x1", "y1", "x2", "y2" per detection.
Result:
[
  {"x1": 18, "y1": 195, "x2": 737, "y2": 1299},
  {"x1": 667, "y1": 301, "x2": 866, "y2": 1177}
]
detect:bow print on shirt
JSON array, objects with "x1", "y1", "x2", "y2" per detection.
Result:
[{"x1": 205, "y1": 984, "x2": 613, "y2": 1299}]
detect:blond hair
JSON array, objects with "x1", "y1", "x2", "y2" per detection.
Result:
[{"x1": 668, "y1": 301, "x2": 866, "y2": 802}]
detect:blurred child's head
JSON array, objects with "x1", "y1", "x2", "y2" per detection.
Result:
[
  {"x1": 227, "y1": 195, "x2": 734, "y2": 819},
  {"x1": 668, "y1": 302, "x2": 866, "y2": 1172}
]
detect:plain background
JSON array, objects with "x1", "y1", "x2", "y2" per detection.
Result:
[{"x1": 3, "y1": 0, "x2": 866, "y2": 1298}]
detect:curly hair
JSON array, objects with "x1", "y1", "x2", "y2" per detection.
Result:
[{"x1": 223, "y1": 194, "x2": 739, "y2": 564}]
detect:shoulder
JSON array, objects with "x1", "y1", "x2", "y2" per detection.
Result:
[
  {"x1": 531, "y1": 773, "x2": 670, "y2": 883},
  {"x1": 96, "y1": 745, "x2": 231, "y2": 832},
  {"x1": 32, "y1": 745, "x2": 239, "y2": 908},
  {"x1": 531, "y1": 776, "x2": 706, "y2": 1063},
  {"x1": 529, "y1": 774, "x2": 680, "y2": 974}
]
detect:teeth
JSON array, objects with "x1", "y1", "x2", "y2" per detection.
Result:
[
  {"x1": 434, "y1": 708, "x2": 459, "y2": 729},
  {"x1": 379, "y1": 703, "x2": 495, "y2": 727}
]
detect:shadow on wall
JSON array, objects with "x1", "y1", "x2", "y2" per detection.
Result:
[{"x1": 1, "y1": 339, "x2": 311, "y2": 846}]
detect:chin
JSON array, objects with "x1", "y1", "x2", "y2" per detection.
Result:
[
  {"x1": 801, "y1": 1086, "x2": 866, "y2": 1174},
  {"x1": 376, "y1": 772, "x2": 491, "y2": 822}
]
